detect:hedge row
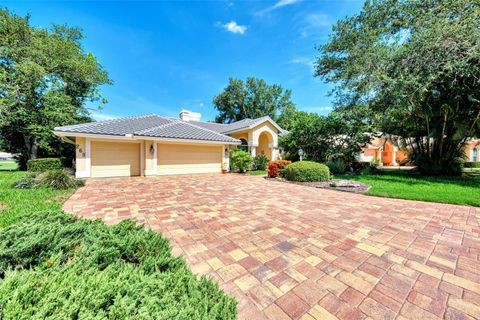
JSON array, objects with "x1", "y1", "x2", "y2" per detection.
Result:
[
  {"x1": 27, "y1": 158, "x2": 63, "y2": 172},
  {"x1": 464, "y1": 161, "x2": 480, "y2": 168},
  {"x1": 0, "y1": 211, "x2": 237, "y2": 319}
]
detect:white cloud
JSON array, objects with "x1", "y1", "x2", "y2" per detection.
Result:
[
  {"x1": 90, "y1": 111, "x2": 119, "y2": 121},
  {"x1": 305, "y1": 13, "x2": 332, "y2": 28},
  {"x1": 272, "y1": 0, "x2": 300, "y2": 9},
  {"x1": 290, "y1": 57, "x2": 314, "y2": 66},
  {"x1": 298, "y1": 13, "x2": 333, "y2": 38},
  {"x1": 257, "y1": 0, "x2": 301, "y2": 15},
  {"x1": 222, "y1": 21, "x2": 247, "y2": 34},
  {"x1": 303, "y1": 106, "x2": 333, "y2": 114},
  {"x1": 289, "y1": 57, "x2": 316, "y2": 73}
]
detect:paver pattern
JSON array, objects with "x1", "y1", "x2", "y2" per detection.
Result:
[{"x1": 64, "y1": 174, "x2": 480, "y2": 320}]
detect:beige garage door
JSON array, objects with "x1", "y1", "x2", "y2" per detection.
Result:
[
  {"x1": 91, "y1": 141, "x2": 140, "y2": 178},
  {"x1": 157, "y1": 143, "x2": 222, "y2": 175}
]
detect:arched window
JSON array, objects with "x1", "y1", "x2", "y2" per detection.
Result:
[
  {"x1": 474, "y1": 148, "x2": 478, "y2": 161},
  {"x1": 238, "y1": 138, "x2": 248, "y2": 152}
]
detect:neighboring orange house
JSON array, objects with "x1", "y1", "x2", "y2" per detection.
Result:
[
  {"x1": 465, "y1": 139, "x2": 480, "y2": 162},
  {"x1": 359, "y1": 136, "x2": 480, "y2": 166},
  {"x1": 358, "y1": 137, "x2": 408, "y2": 166}
]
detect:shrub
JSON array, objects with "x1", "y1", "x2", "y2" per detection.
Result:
[
  {"x1": 0, "y1": 211, "x2": 237, "y2": 318},
  {"x1": 281, "y1": 161, "x2": 330, "y2": 182},
  {"x1": 11, "y1": 172, "x2": 38, "y2": 189},
  {"x1": 464, "y1": 162, "x2": 480, "y2": 168},
  {"x1": 253, "y1": 154, "x2": 269, "y2": 170},
  {"x1": 27, "y1": 158, "x2": 63, "y2": 172},
  {"x1": 371, "y1": 158, "x2": 382, "y2": 168},
  {"x1": 230, "y1": 150, "x2": 252, "y2": 173},
  {"x1": 326, "y1": 160, "x2": 346, "y2": 174},
  {"x1": 34, "y1": 169, "x2": 77, "y2": 190},
  {"x1": 267, "y1": 160, "x2": 291, "y2": 178},
  {"x1": 12, "y1": 169, "x2": 83, "y2": 190}
]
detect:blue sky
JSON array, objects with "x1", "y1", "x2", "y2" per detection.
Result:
[{"x1": 5, "y1": 0, "x2": 364, "y2": 122}]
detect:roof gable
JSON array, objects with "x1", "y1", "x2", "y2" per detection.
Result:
[{"x1": 190, "y1": 116, "x2": 284, "y2": 135}]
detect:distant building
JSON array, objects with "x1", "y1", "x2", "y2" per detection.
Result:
[
  {"x1": 358, "y1": 136, "x2": 480, "y2": 166},
  {"x1": 0, "y1": 151, "x2": 14, "y2": 160},
  {"x1": 358, "y1": 136, "x2": 408, "y2": 166}
]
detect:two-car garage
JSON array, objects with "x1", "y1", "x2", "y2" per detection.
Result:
[
  {"x1": 88, "y1": 140, "x2": 223, "y2": 178},
  {"x1": 56, "y1": 114, "x2": 240, "y2": 178}
]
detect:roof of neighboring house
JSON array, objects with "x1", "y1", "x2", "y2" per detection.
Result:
[
  {"x1": 54, "y1": 114, "x2": 240, "y2": 144},
  {"x1": 190, "y1": 116, "x2": 284, "y2": 134}
]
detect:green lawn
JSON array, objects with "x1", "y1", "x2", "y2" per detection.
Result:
[
  {"x1": 337, "y1": 169, "x2": 480, "y2": 207},
  {"x1": 0, "y1": 160, "x2": 18, "y2": 171},
  {"x1": 0, "y1": 171, "x2": 74, "y2": 228},
  {"x1": 248, "y1": 169, "x2": 268, "y2": 176}
]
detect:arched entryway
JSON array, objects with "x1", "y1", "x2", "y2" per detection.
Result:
[{"x1": 256, "y1": 131, "x2": 274, "y2": 160}]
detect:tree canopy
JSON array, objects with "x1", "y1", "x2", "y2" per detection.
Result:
[
  {"x1": 213, "y1": 77, "x2": 295, "y2": 123},
  {"x1": 315, "y1": 0, "x2": 480, "y2": 175},
  {"x1": 279, "y1": 106, "x2": 372, "y2": 163},
  {"x1": 0, "y1": 9, "x2": 110, "y2": 167}
]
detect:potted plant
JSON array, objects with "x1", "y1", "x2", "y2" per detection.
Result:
[{"x1": 221, "y1": 162, "x2": 228, "y2": 174}]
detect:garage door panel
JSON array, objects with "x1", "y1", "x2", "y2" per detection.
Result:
[
  {"x1": 157, "y1": 144, "x2": 221, "y2": 175},
  {"x1": 91, "y1": 141, "x2": 140, "y2": 178}
]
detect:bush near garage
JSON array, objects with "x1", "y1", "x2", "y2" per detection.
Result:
[
  {"x1": 12, "y1": 169, "x2": 84, "y2": 190},
  {"x1": 230, "y1": 149, "x2": 253, "y2": 173},
  {"x1": 253, "y1": 154, "x2": 269, "y2": 170},
  {"x1": 267, "y1": 160, "x2": 291, "y2": 178},
  {"x1": 464, "y1": 162, "x2": 480, "y2": 168},
  {"x1": 0, "y1": 211, "x2": 237, "y2": 319},
  {"x1": 27, "y1": 158, "x2": 63, "y2": 172},
  {"x1": 281, "y1": 161, "x2": 330, "y2": 182}
]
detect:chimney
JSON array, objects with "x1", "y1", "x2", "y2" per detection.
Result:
[{"x1": 179, "y1": 109, "x2": 201, "y2": 121}]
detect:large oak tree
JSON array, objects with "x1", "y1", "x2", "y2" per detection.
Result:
[
  {"x1": 0, "y1": 9, "x2": 110, "y2": 168},
  {"x1": 315, "y1": 0, "x2": 480, "y2": 175},
  {"x1": 213, "y1": 77, "x2": 295, "y2": 123}
]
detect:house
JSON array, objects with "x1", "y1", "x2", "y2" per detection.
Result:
[
  {"x1": 358, "y1": 136, "x2": 408, "y2": 166},
  {"x1": 0, "y1": 151, "x2": 14, "y2": 160},
  {"x1": 465, "y1": 139, "x2": 480, "y2": 162},
  {"x1": 359, "y1": 136, "x2": 479, "y2": 166},
  {"x1": 54, "y1": 111, "x2": 284, "y2": 178}
]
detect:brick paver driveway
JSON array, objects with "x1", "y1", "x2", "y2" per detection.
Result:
[{"x1": 64, "y1": 174, "x2": 480, "y2": 320}]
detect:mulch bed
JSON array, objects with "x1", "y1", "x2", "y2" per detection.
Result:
[{"x1": 268, "y1": 177, "x2": 371, "y2": 194}]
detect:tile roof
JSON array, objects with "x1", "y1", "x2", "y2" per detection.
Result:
[
  {"x1": 190, "y1": 116, "x2": 280, "y2": 134},
  {"x1": 54, "y1": 114, "x2": 240, "y2": 144}
]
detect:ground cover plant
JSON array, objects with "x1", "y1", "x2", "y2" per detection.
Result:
[
  {"x1": 0, "y1": 172, "x2": 237, "y2": 318},
  {"x1": 339, "y1": 169, "x2": 480, "y2": 207},
  {"x1": 247, "y1": 170, "x2": 267, "y2": 176},
  {"x1": 0, "y1": 211, "x2": 237, "y2": 319}
]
